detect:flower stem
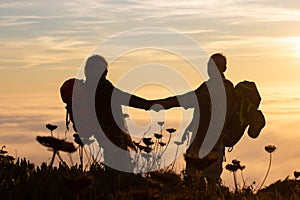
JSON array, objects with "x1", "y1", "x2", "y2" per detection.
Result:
[
  {"x1": 159, "y1": 133, "x2": 171, "y2": 156},
  {"x1": 258, "y1": 153, "x2": 272, "y2": 191},
  {"x1": 170, "y1": 145, "x2": 180, "y2": 170},
  {"x1": 240, "y1": 170, "x2": 246, "y2": 188},
  {"x1": 49, "y1": 150, "x2": 57, "y2": 167},
  {"x1": 233, "y1": 172, "x2": 238, "y2": 192}
]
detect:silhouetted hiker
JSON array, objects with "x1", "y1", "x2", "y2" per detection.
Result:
[
  {"x1": 61, "y1": 55, "x2": 153, "y2": 172},
  {"x1": 92, "y1": 55, "x2": 154, "y2": 171},
  {"x1": 152, "y1": 53, "x2": 265, "y2": 187},
  {"x1": 151, "y1": 53, "x2": 237, "y2": 186}
]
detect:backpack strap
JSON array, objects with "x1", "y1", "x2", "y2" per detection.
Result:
[{"x1": 65, "y1": 106, "x2": 70, "y2": 132}]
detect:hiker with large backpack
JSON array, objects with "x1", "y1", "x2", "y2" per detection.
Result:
[
  {"x1": 60, "y1": 55, "x2": 153, "y2": 172},
  {"x1": 222, "y1": 81, "x2": 266, "y2": 149},
  {"x1": 195, "y1": 80, "x2": 266, "y2": 187},
  {"x1": 151, "y1": 53, "x2": 265, "y2": 187}
]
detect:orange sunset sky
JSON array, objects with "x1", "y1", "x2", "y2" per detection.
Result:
[{"x1": 0, "y1": 0, "x2": 300, "y2": 189}]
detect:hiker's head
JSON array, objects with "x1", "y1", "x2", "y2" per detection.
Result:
[
  {"x1": 207, "y1": 53, "x2": 227, "y2": 78},
  {"x1": 84, "y1": 55, "x2": 108, "y2": 81}
]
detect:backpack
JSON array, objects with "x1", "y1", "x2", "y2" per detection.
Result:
[
  {"x1": 60, "y1": 78, "x2": 137, "y2": 151},
  {"x1": 60, "y1": 78, "x2": 85, "y2": 132},
  {"x1": 222, "y1": 81, "x2": 266, "y2": 148}
]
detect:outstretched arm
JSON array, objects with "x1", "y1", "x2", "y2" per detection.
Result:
[
  {"x1": 111, "y1": 85, "x2": 152, "y2": 110},
  {"x1": 102, "y1": 80, "x2": 152, "y2": 110},
  {"x1": 151, "y1": 91, "x2": 197, "y2": 111},
  {"x1": 151, "y1": 96, "x2": 181, "y2": 110},
  {"x1": 128, "y1": 94, "x2": 153, "y2": 110}
]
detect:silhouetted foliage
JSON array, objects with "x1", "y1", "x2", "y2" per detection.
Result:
[{"x1": 1, "y1": 150, "x2": 299, "y2": 200}]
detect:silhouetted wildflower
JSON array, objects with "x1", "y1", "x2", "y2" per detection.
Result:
[
  {"x1": 0, "y1": 145, "x2": 7, "y2": 154},
  {"x1": 231, "y1": 159, "x2": 245, "y2": 170},
  {"x1": 232, "y1": 159, "x2": 240, "y2": 165},
  {"x1": 154, "y1": 133, "x2": 162, "y2": 139},
  {"x1": 36, "y1": 136, "x2": 76, "y2": 153},
  {"x1": 159, "y1": 142, "x2": 166, "y2": 147},
  {"x1": 294, "y1": 171, "x2": 300, "y2": 179},
  {"x1": 239, "y1": 165, "x2": 246, "y2": 170},
  {"x1": 46, "y1": 124, "x2": 58, "y2": 136},
  {"x1": 157, "y1": 121, "x2": 164, "y2": 126},
  {"x1": 166, "y1": 128, "x2": 176, "y2": 134},
  {"x1": 226, "y1": 163, "x2": 240, "y2": 192},
  {"x1": 143, "y1": 146, "x2": 152, "y2": 153},
  {"x1": 46, "y1": 124, "x2": 58, "y2": 131},
  {"x1": 265, "y1": 145, "x2": 276, "y2": 153},
  {"x1": 133, "y1": 141, "x2": 140, "y2": 146},
  {"x1": 136, "y1": 144, "x2": 144, "y2": 151},
  {"x1": 226, "y1": 164, "x2": 239, "y2": 172},
  {"x1": 174, "y1": 141, "x2": 184, "y2": 145},
  {"x1": 230, "y1": 159, "x2": 246, "y2": 187},
  {"x1": 257, "y1": 144, "x2": 277, "y2": 191},
  {"x1": 0, "y1": 149, "x2": 7, "y2": 154},
  {"x1": 37, "y1": 136, "x2": 76, "y2": 167},
  {"x1": 148, "y1": 141, "x2": 155, "y2": 146},
  {"x1": 143, "y1": 137, "x2": 154, "y2": 146}
]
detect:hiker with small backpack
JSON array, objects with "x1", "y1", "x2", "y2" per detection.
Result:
[{"x1": 60, "y1": 55, "x2": 153, "y2": 172}]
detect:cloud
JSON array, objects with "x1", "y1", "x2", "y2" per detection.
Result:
[
  {"x1": 252, "y1": 0, "x2": 300, "y2": 10},
  {"x1": 0, "y1": 1, "x2": 35, "y2": 9},
  {"x1": 1, "y1": 0, "x2": 300, "y2": 71},
  {"x1": 0, "y1": 15, "x2": 62, "y2": 27},
  {"x1": 3, "y1": 0, "x2": 297, "y2": 38},
  {"x1": 0, "y1": 133, "x2": 34, "y2": 144},
  {"x1": 0, "y1": 36, "x2": 92, "y2": 69},
  {"x1": 0, "y1": 95, "x2": 66, "y2": 135},
  {"x1": 1, "y1": 0, "x2": 300, "y2": 34},
  {"x1": 0, "y1": 111, "x2": 64, "y2": 133}
]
